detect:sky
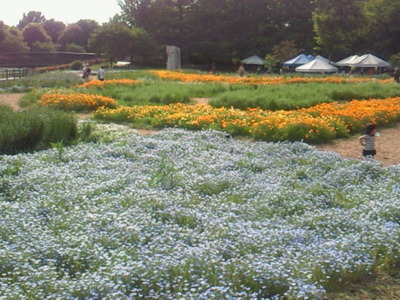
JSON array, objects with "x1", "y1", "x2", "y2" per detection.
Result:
[{"x1": 1, "y1": 0, "x2": 122, "y2": 27}]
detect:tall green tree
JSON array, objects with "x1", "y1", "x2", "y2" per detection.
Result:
[
  {"x1": 75, "y1": 19, "x2": 99, "y2": 51},
  {"x1": 0, "y1": 23, "x2": 29, "y2": 53},
  {"x1": 57, "y1": 24, "x2": 86, "y2": 50},
  {"x1": 362, "y1": 0, "x2": 400, "y2": 57},
  {"x1": 313, "y1": 0, "x2": 367, "y2": 60},
  {"x1": 89, "y1": 21, "x2": 159, "y2": 66},
  {"x1": 118, "y1": 0, "x2": 317, "y2": 65},
  {"x1": 88, "y1": 22, "x2": 135, "y2": 65},
  {"x1": 17, "y1": 11, "x2": 46, "y2": 29},
  {"x1": 43, "y1": 19, "x2": 66, "y2": 43},
  {"x1": 22, "y1": 23, "x2": 52, "y2": 50}
]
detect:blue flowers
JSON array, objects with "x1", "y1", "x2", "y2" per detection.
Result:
[{"x1": 1, "y1": 125, "x2": 400, "y2": 298}]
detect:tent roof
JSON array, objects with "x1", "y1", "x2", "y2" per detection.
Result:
[
  {"x1": 295, "y1": 58, "x2": 338, "y2": 73},
  {"x1": 315, "y1": 55, "x2": 330, "y2": 63},
  {"x1": 335, "y1": 55, "x2": 360, "y2": 66},
  {"x1": 241, "y1": 55, "x2": 265, "y2": 65},
  {"x1": 283, "y1": 54, "x2": 314, "y2": 67},
  {"x1": 335, "y1": 54, "x2": 391, "y2": 67},
  {"x1": 351, "y1": 54, "x2": 391, "y2": 67}
]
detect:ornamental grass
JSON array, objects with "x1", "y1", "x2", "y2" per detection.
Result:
[
  {"x1": 94, "y1": 97, "x2": 400, "y2": 144},
  {"x1": 40, "y1": 93, "x2": 117, "y2": 112}
]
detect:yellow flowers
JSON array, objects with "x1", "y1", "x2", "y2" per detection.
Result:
[
  {"x1": 95, "y1": 97, "x2": 400, "y2": 143},
  {"x1": 151, "y1": 70, "x2": 388, "y2": 85},
  {"x1": 75, "y1": 79, "x2": 141, "y2": 88},
  {"x1": 40, "y1": 93, "x2": 117, "y2": 111}
]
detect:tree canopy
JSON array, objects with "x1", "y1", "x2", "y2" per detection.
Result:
[{"x1": 1, "y1": 1, "x2": 400, "y2": 67}]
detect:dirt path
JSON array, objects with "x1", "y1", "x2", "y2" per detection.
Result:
[
  {"x1": 316, "y1": 124, "x2": 400, "y2": 166},
  {"x1": 0, "y1": 93, "x2": 24, "y2": 110},
  {"x1": 1, "y1": 93, "x2": 399, "y2": 166}
]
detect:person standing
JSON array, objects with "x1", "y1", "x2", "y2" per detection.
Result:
[
  {"x1": 97, "y1": 66, "x2": 105, "y2": 81},
  {"x1": 392, "y1": 68, "x2": 399, "y2": 83},
  {"x1": 211, "y1": 63, "x2": 217, "y2": 74},
  {"x1": 238, "y1": 64, "x2": 246, "y2": 77},
  {"x1": 82, "y1": 63, "x2": 91, "y2": 80},
  {"x1": 359, "y1": 123, "x2": 378, "y2": 159}
]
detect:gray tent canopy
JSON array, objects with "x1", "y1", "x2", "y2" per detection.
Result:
[
  {"x1": 295, "y1": 58, "x2": 338, "y2": 73},
  {"x1": 335, "y1": 55, "x2": 360, "y2": 67},
  {"x1": 351, "y1": 54, "x2": 391, "y2": 68},
  {"x1": 336, "y1": 54, "x2": 391, "y2": 68},
  {"x1": 241, "y1": 55, "x2": 265, "y2": 65}
]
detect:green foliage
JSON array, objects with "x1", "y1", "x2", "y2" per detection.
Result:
[
  {"x1": 88, "y1": 22, "x2": 152, "y2": 65},
  {"x1": 65, "y1": 43, "x2": 86, "y2": 53},
  {"x1": 0, "y1": 23, "x2": 29, "y2": 53},
  {"x1": 0, "y1": 105, "x2": 78, "y2": 155},
  {"x1": 22, "y1": 22, "x2": 52, "y2": 49},
  {"x1": 98, "y1": 81, "x2": 231, "y2": 106},
  {"x1": 70, "y1": 60, "x2": 84, "y2": 70},
  {"x1": 0, "y1": 71, "x2": 83, "y2": 90},
  {"x1": 210, "y1": 82, "x2": 400, "y2": 111},
  {"x1": 313, "y1": 0, "x2": 368, "y2": 58},
  {"x1": 31, "y1": 41, "x2": 56, "y2": 52}
]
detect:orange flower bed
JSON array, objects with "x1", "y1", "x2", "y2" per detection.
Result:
[
  {"x1": 151, "y1": 70, "x2": 389, "y2": 85},
  {"x1": 40, "y1": 93, "x2": 117, "y2": 111},
  {"x1": 76, "y1": 79, "x2": 141, "y2": 88},
  {"x1": 95, "y1": 97, "x2": 400, "y2": 143}
]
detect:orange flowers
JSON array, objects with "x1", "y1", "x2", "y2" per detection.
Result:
[
  {"x1": 151, "y1": 70, "x2": 388, "y2": 85},
  {"x1": 75, "y1": 79, "x2": 141, "y2": 88},
  {"x1": 40, "y1": 93, "x2": 117, "y2": 111},
  {"x1": 94, "y1": 97, "x2": 400, "y2": 143}
]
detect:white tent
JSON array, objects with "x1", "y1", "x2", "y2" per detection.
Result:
[
  {"x1": 335, "y1": 55, "x2": 360, "y2": 67},
  {"x1": 295, "y1": 58, "x2": 338, "y2": 73},
  {"x1": 315, "y1": 55, "x2": 330, "y2": 63},
  {"x1": 350, "y1": 54, "x2": 391, "y2": 68},
  {"x1": 241, "y1": 55, "x2": 265, "y2": 65}
]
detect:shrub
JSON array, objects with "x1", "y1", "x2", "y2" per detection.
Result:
[
  {"x1": 0, "y1": 106, "x2": 78, "y2": 155},
  {"x1": 70, "y1": 60, "x2": 84, "y2": 70}
]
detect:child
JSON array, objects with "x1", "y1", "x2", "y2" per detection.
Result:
[{"x1": 359, "y1": 123, "x2": 377, "y2": 159}]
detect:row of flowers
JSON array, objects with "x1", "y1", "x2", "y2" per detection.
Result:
[
  {"x1": 40, "y1": 93, "x2": 117, "y2": 111},
  {"x1": 94, "y1": 97, "x2": 400, "y2": 143},
  {"x1": 151, "y1": 70, "x2": 393, "y2": 85},
  {"x1": 75, "y1": 79, "x2": 141, "y2": 89}
]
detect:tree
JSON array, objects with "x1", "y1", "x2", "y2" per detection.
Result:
[
  {"x1": 89, "y1": 22, "x2": 159, "y2": 66},
  {"x1": 22, "y1": 23, "x2": 52, "y2": 50},
  {"x1": 362, "y1": 0, "x2": 400, "y2": 57},
  {"x1": 75, "y1": 19, "x2": 99, "y2": 50},
  {"x1": 117, "y1": 0, "x2": 317, "y2": 65},
  {"x1": 31, "y1": 41, "x2": 56, "y2": 52},
  {"x1": 0, "y1": 25, "x2": 29, "y2": 53},
  {"x1": 57, "y1": 24, "x2": 86, "y2": 50},
  {"x1": 0, "y1": 22, "x2": 6, "y2": 43},
  {"x1": 43, "y1": 19, "x2": 66, "y2": 43},
  {"x1": 272, "y1": 40, "x2": 304, "y2": 63},
  {"x1": 89, "y1": 22, "x2": 134, "y2": 65},
  {"x1": 313, "y1": 0, "x2": 367, "y2": 60},
  {"x1": 17, "y1": 11, "x2": 46, "y2": 29}
]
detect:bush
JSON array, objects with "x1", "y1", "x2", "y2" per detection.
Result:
[
  {"x1": 70, "y1": 60, "x2": 84, "y2": 71},
  {"x1": 0, "y1": 105, "x2": 78, "y2": 155}
]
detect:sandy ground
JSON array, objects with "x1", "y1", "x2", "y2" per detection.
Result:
[
  {"x1": 1, "y1": 94, "x2": 399, "y2": 166},
  {"x1": 0, "y1": 93, "x2": 24, "y2": 111}
]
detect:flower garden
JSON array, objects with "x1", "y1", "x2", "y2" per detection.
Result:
[{"x1": 2, "y1": 70, "x2": 400, "y2": 299}]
